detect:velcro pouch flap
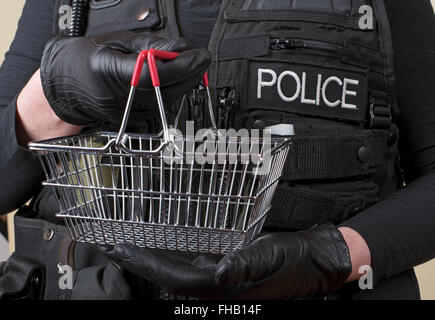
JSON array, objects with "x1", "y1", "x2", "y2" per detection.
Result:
[{"x1": 86, "y1": 0, "x2": 161, "y2": 36}]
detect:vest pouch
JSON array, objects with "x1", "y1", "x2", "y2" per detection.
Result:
[
  {"x1": 265, "y1": 180, "x2": 380, "y2": 230},
  {"x1": 218, "y1": 0, "x2": 389, "y2": 128},
  {"x1": 216, "y1": 34, "x2": 372, "y2": 127},
  {"x1": 86, "y1": 0, "x2": 162, "y2": 36},
  {"x1": 14, "y1": 207, "x2": 74, "y2": 300},
  {"x1": 0, "y1": 252, "x2": 44, "y2": 300},
  {"x1": 53, "y1": 0, "x2": 163, "y2": 37}
]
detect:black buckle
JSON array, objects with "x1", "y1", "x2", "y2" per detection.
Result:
[{"x1": 369, "y1": 102, "x2": 392, "y2": 129}]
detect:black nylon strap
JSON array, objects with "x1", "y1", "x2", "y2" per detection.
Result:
[
  {"x1": 264, "y1": 184, "x2": 379, "y2": 230},
  {"x1": 282, "y1": 132, "x2": 390, "y2": 181}
]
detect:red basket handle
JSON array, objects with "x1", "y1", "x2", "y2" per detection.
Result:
[
  {"x1": 116, "y1": 49, "x2": 214, "y2": 153},
  {"x1": 147, "y1": 49, "x2": 179, "y2": 87},
  {"x1": 130, "y1": 50, "x2": 148, "y2": 87},
  {"x1": 131, "y1": 49, "x2": 209, "y2": 88}
]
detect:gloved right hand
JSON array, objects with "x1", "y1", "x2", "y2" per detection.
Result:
[
  {"x1": 40, "y1": 30, "x2": 211, "y2": 127},
  {"x1": 101, "y1": 224, "x2": 352, "y2": 299}
]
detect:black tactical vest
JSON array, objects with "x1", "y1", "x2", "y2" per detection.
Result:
[{"x1": 52, "y1": 0, "x2": 401, "y2": 231}]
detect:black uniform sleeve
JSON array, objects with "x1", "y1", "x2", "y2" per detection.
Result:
[
  {"x1": 0, "y1": 0, "x2": 54, "y2": 214},
  {"x1": 342, "y1": 0, "x2": 435, "y2": 284}
]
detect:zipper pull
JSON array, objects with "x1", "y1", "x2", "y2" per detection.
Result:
[
  {"x1": 189, "y1": 85, "x2": 206, "y2": 127},
  {"x1": 217, "y1": 88, "x2": 237, "y2": 129},
  {"x1": 271, "y1": 38, "x2": 306, "y2": 50},
  {"x1": 271, "y1": 37, "x2": 343, "y2": 55}
]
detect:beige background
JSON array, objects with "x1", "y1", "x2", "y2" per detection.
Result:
[{"x1": 0, "y1": 0, "x2": 434, "y2": 300}]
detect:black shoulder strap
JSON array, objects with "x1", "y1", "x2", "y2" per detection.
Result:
[{"x1": 372, "y1": 0, "x2": 399, "y2": 118}]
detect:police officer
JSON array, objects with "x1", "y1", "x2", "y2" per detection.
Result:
[{"x1": 0, "y1": 0, "x2": 434, "y2": 300}]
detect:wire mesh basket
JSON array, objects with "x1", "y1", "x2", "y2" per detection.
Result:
[{"x1": 29, "y1": 49, "x2": 291, "y2": 254}]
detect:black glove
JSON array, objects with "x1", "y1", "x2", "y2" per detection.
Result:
[
  {"x1": 40, "y1": 30, "x2": 211, "y2": 127},
  {"x1": 101, "y1": 224, "x2": 352, "y2": 299}
]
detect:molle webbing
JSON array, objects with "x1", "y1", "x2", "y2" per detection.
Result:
[{"x1": 282, "y1": 131, "x2": 393, "y2": 181}]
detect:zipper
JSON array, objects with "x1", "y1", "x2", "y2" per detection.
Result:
[
  {"x1": 189, "y1": 85, "x2": 207, "y2": 128},
  {"x1": 217, "y1": 88, "x2": 237, "y2": 129},
  {"x1": 271, "y1": 37, "x2": 343, "y2": 55}
]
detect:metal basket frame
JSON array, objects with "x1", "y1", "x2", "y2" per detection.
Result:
[{"x1": 29, "y1": 49, "x2": 291, "y2": 254}]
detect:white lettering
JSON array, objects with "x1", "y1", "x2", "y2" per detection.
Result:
[
  {"x1": 174, "y1": 304, "x2": 209, "y2": 317},
  {"x1": 277, "y1": 71, "x2": 301, "y2": 102},
  {"x1": 342, "y1": 78, "x2": 359, "y2": 109},
  {"x1": 257, "y1": 69, "x2": 277, "y2": 99},
  {"x1": 256, "y1": 68, "x2": 360, "y2": 110},
  {"x1": 301, "y1": 72, "x2": 317, "y2": 105},
  {"x1": 322, "y1": 76, "x2": 343, "y2": 107},
  {"x1": 316, "y1": 74, "x2": 322, "y2": 105}
]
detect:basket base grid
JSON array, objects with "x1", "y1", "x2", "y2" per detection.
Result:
[{"x1": 59, "y1": 212, "x2": 267, "y2": 255}]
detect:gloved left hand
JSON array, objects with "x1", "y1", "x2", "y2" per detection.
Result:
[
  {"x1": 101, "y1": 224, "x2": 352, "y2": 299},
  {"x1": 40, "y1": 30, "x2": 211, "y2": 127}
]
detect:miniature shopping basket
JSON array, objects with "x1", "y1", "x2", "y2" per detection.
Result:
[{"x1": 28, "y1": 49, "x2": 291, "y2": 254}]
